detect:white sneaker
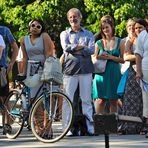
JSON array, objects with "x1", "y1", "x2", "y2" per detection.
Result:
[{"x1": 66, "y1": 130, "x2": 73, "y2": 136}]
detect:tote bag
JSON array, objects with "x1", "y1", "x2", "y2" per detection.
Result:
[
  {"x1": 117, "y1": 69, "x2": 129, "y2": 97},
  {"x1": 92, "y1": 40, "x2": 107, "y2": 73},
  {"x1": 92, "y1": 56, "x2": 107, "y2": 73}
]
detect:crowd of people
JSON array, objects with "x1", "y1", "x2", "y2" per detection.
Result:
[{"x1": 0, "y1": 7, "x2": 148, "y2": 138}]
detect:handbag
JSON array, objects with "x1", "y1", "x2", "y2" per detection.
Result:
[
  {"x1": 92, "y1": 56, "x2": 107, "y2": 73},
  {"x1": 117, "y1": 69, "x2": 129, "y2": 97},
  {"x1": 41, "y1": 56, "x2": 63, "y2": 85},
  {"x1": 24, "y1": 73, "x2": 41, "y2": 88},
  {"x1": 92, "y1": 40, "x2": 107, "y2": 73}
]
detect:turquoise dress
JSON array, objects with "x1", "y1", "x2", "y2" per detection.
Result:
[{"x1": 92, "y1": 38, "x2": 121, "y2": 100}]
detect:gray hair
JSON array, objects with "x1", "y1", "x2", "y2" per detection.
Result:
[{"x1": 67, "y1": 8, "x2": 82, "y2": 19}]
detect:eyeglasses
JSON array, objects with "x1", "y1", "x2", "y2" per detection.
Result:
[{"x1": 31, "y1": 24, "x2": 42, "y2": 30}]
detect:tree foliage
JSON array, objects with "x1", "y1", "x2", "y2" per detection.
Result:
[
  {"x1": 0, "y1": 0, "x2": 87, "y2": 56},
  {"x1": 84, "y1": 0, "x2": 148, "y2": 37},
  {"x1": 0, "y1": 0, "x2": 147, "y2": 54}
]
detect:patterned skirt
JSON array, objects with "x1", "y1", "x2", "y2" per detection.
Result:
[{"x1": 118, "y1": 66, "x2": 147, "y2": 134}]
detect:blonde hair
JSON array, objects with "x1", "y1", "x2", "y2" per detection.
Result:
[{"x1": 126, "y1": 18, "x2": 136, "y2": 29}]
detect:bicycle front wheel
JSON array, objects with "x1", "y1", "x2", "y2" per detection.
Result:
[
  {"x1": 4, "y1": 90, "x2": 24, "y2": 139},
  {"x1": 30, "y1": 91, "x2": 74, "y2": 143}
]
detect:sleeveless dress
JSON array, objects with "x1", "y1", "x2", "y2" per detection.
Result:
[
  {"x1": 24, "y1": 35, "x2": 45, "y2": 98},
  {"x1": 118, "y1": 42, "x2": 146, "y2": 134},
  {"x1": 92, "y1": 38, "x2": 121, "y2": 100}
]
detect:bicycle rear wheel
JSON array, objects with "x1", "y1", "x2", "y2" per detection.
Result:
[
  {"x1": 4, "y1": 90, "x2": 24, "y2": 139},
  {"x1": 30, "y1": 91, "x2": 74, "y2": 143}
]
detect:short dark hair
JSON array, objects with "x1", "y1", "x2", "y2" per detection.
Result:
[{"x1": 135, "y1": 18, "x2": 148, "y2": 28}]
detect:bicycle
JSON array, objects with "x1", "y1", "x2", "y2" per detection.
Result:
[
  {"x1": 1, "y1": 61, "x2": 44, "y2": 138},
  {"x1": 30, "y1": 81, "x2": 74, "y2": 143},
  {"x1": 1, "y1": 73, "x2": 43, "y2": 139},
  {"x1": 3, "y1": 61, "x2": 74, "y2": 143}
]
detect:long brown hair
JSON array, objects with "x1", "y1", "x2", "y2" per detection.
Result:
[{"x1": 100, "y1": 18, "x2": 115, "y2": 39}]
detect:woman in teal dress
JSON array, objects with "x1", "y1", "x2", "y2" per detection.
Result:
[{"x1": 92, "y1": 16, "x2": 125, "y2": 113}]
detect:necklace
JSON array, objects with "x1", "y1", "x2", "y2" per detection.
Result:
[{"x1": 104, "y1": 37, "x2": 116, "y2": 50}]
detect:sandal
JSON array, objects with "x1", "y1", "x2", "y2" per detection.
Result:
[{"x1": 140, "y1": 130, "x2": 147, "y2": 135}]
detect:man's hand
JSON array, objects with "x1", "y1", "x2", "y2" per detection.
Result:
[
  {"x1": 76, "y1": 44, "x2": 85, "y2": 51},
  {"x1": 74, "y1": 44, "x2": 85, "y2": 54},
  {"x1": 136, "y1": 72, "x2": 143, "y2": 84}
]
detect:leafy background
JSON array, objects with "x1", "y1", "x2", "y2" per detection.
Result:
[{"x1": 0, "y1": 0, "x2": 147, "y2": 57}]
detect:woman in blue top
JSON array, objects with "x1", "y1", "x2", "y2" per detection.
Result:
[{"x1": 92, "y1": 16, "x2": 125, "y2": 113}]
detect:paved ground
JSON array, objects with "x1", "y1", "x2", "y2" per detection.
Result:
[
  {"x1": 0, "y1": 112, "x2": 148, "y2": 148},
  {"x1": 0, "y1": 128, "x2": 148, "y2": 148}
]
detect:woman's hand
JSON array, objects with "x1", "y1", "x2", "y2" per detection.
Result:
[
  {"x1": 100, "y1": 52, "x2": 111, "y2": 60},
  {"x1": 136, "y1": 72, "x2": 143, "y2": 83}
]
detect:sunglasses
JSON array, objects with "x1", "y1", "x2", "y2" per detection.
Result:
[{"x1": 31, "y1": 24, "x2": 42, "y2": 30}]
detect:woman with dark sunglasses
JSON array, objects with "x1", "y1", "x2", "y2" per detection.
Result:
[{"x1": 19, "y1": 19, "x2": 54, "y2": 98}]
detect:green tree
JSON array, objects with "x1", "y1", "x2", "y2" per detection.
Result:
[
  {"x1": 0, "y1": 0, "x2": 147, "y2": 51},
  {"x1": 0, "y1": 0, "x2": 86, "y2": 56},
  {"x1": 84, "y1": 0, "x2": 148, "y2": 37}
]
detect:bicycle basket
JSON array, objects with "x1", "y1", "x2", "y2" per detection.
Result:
[{"x1": 41, "y1": 57, "x2": 63, "y2": 85}]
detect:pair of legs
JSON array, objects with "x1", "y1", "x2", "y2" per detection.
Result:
[
  {"x1": 0, "y1": 77, "x2": 10, "y2": 128},
  {"x1": 0, "y1": 97, "x2": 11, "y2": 128},
  {"x1": 141, "y1": 69, "x2": 148, "y2": 138},
  {"x1": 141, "y1": 69, "x2": 148, "y2": 124},
  {"x1": 95, "y1": 98, "x2": 118, "y2": 114},
  {"x1": 63, "y1": 74, "x2": 94, "y2": 134}
]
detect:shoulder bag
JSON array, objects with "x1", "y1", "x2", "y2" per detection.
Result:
[{"x1": 92, "y1": 40, "x2": 107, "y2": 73}]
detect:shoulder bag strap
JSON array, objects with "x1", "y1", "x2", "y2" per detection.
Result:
[
  {"x1": 116, "y1": 37, "x2": 121, "y2": 49},
  {"x1": 96, "y1": 40, "x2": 104, "y2": 55}
]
